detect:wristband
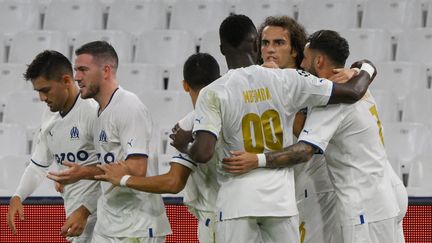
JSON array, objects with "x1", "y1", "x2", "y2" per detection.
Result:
[
  {"x1": 257, "y1": 153, "x2": 267, "y2": 167},
  {"x1": 360, "y1": 63, "x2": 375, "y2": 77},
  {"x1": 119, "y1": 175, "x2": 131, "y2": 187}
]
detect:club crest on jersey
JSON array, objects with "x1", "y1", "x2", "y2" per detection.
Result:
[
  {"x1": 99, "y1": 130, "x2": 107, "y2": 143},
  {"x1": 70, "y1": 126, "x2": 79, "y2": 139}
]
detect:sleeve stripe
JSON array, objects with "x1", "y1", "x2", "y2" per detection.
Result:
[
  {"x1": 298, "y1": 140, "x2": 324, "y2": 154},
  {"x1": 193, "y1": 130, "x2": 218, "y2": 140},
  {"x1": 125, "y1": 153, "x2": 148, "y2": 160},
  {"x1": 31, "y1": 159, "x2": 50, "y2": 168},
  {"x1": 172, "y1": 154, "x2": 198, "y2": 167}
]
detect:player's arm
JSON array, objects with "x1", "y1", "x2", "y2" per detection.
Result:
[
  {"x1": 60, "y1": 205, "x2": 90, "y2": 237},
  {"x1": 47, "y1": 162, "x2": 105, "y2": 185},
  {"x1": 8, "y1": 162, "x2": 47, "y2": 234},
  {"x1": 96, "y1": 162, "x2": 192, "y2": 193},
  {"x1": 328, "y1": 60, "x2": 377, "y2": 104}
]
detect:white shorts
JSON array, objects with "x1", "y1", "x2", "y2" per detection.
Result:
[
  {"x1": 91, "y1": 231, "x2": 165, "y2": 243},
  {"x1": 216, "y1": 215, "x2": 299, "y2": 243},
  {"x1": 69, "y1": 213, "x2": 96, "y2": 243},
  {"x1": 192, "y1": 209, "x2": 216, "y2": 243},
  {"x1": 297, "y1": 191, "x2": 339, "y2": 243},
  {"x1": 340, "y1": 217, "x2": 397, "y2": 243}
]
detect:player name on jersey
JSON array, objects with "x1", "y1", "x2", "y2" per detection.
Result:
[{"x1": 243, "y1": 87, "x2": 272, "y2": 103}]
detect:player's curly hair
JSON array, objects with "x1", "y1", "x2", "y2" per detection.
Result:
[
  {"x1": 24, "y1": 50, "x2": 72, "y2": 82},
  {"x1": 219, "y1": 14, "x2": 257, "y2": 48},
  {"x1": 257, "y1": 16, "x2": 307, "y2": 68},
  {"x1": 308, "y1": 30, "x2": 350, "y2": 67},
  {"x1": 183, "y1": 53, "x2": 220, "y2": 90}
]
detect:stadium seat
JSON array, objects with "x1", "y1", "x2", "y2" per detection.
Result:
[
  {"x1": 43, "y1": 0, "x2": 104, "y2": 34},
  {"x1": 199, "y1": 31, "x2": 228, "y2": 74},
  {"x1": 407, "y1": 157, "x2": 432, "y2": 196},
  {"x1": 340, "y1": 29, "x2": 393, "y2": 67},
  {"x1": 361, "y1": 0, "x2": 411, "y2": 30},
  {"x1": 73, "y1": 30, "x2": 134, "y2": 63},
  {"x1": 383, "y1": 122, "x2": 431, "y2": 179},
  {"x1": 3, "y1": 90, "x2": 46, "y2": 130},
  {"x1": 297, "y1": 0, "x2": 358, "y2": 31},
  {"x1": 0, "y1": 123, "x2": 27, "y2": 157},
  {"x1": 0, "y1": 0, "x2": 40, "y2": 35},
  {"x1": 370, "y1": 89, "x2": 400, "y2": 122},
  {"x1": 371, "y1": 62, "x2": 427, "y2": 99},
  {"x1": 167, "y1": 65, "x2": 184, "y2": 91},
  {"x1": 138, "y1": 90, "x2": 193, "y2": 127},
  {"x1": 401, "y1": 89, "x2": 432, "y2": 127},
  {"x1": 0, "y1": 34, "x2": 7, "y2": 63},
  {"x1": 397, "y1": 28, "x2": 432, "y2": 64},
  {"x1": 117, "y1": 63, "x2": 165, "y2": 93},
  {"x1": 107, "y1": 0, "x2": 168, "y2": 36},
  {"x1": 8, "y1": 31, "x2": 68, "y2": 64},
  {"x1": 135, "y1": 30, "x2": 196, "y2": 67},
  {"x1": 233, "y1": 0, "x2": 295, "y2": 27},
  {"x1": 0, "y1": 155, "x2": 29, "y2": 196},
  {"x1": 169, "y1": 0, "x2": 230, "y2": 40}
]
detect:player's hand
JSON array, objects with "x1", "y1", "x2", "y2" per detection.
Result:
[
  {"x1": 60, "y1": 205, "x2": 90, "y2": 237},
  {"x1": 222, "y1": 151, "x2": 259, "y2": 175},
  {"x1": 170, "y1": 124, "x2": 193, "y2": 154},
  {"x1": 47, "y1": 161, "x2": 83, "y2": 185},
  {"x1": 350, "y1": 59, "x2": 377, "y2": 81},
  {"x1": 94, "y1": 162, "x2": 129, "y2": 186},
  {"x1": 54, "y1": 182, "x2": 64, "y2": 193},
  {"x1": 7, "y1": 196, "x2": 25, "y2": 234},
  {"x1": 329, "y1": 68, "x2": 358, "y2": 83},
  {"x1": 261, "y1": 61, "x2": 279, "y2": 69}
]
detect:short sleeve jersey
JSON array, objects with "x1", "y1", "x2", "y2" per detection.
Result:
[
  {"x1": 31, "y1": 95, "x2": 101, "y2": 215},
  {"x1": 93, "y1": 87, "x2": 171, "y2": 237},
  {"x1": 298, "y1": 90, "x2": 399, "y2": 225},
  {"x1": 193, "y1": 65, "x2": 333, "y2": 220}
]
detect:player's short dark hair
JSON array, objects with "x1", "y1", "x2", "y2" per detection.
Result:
[
  {"x1": 75, "y1": 40, "x2": 118, "y2": 69},
  {"x1": 183, "y1": 53, "x2": 220, "y2": 90},
  {"x1": 219, "y1": 14, "x2": 257, "y2": 48},
  {"x1": 24, "y1": 50, "x2": 73, "y2": 82},
  {"x1": 257, "y1": 15, "x2": 308, "y2": 68},
  {"x1": 308, "y1": 30, "x2": 350, "y2": 67}
]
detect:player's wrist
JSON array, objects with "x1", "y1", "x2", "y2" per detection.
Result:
[
  {"x1": 360, "y1": 63, "x2": 375, "y2": 78},
  {"x1": 257, "y1": 153, "x2": 267, "y2": 167},
  {"x1": 119, "y1": 175, "x2": 131, "y2": 187}
]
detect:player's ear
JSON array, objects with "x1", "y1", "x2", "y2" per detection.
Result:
[
  {"x1": 182, "y1": 80, "x2": 190, "y2": 92},
  {"x1": 62, "y1": 74, "x2": 73, "y2": 86}
]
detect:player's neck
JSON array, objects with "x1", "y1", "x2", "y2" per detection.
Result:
[
  {"x1": 226, "y1": 53, "x2": 255, "y2": 69},
  {"x1": 60, "y1": 87, "x2": 79, "y2": 116},
  {"x1": 95, "y1": 80, "x2": 119, "y2": 113}
]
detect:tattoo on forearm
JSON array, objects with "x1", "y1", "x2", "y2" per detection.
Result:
[{"x1": 265, "y1": 142, "x2": 314, "y2": 168}]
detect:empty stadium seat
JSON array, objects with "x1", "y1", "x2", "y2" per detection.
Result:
[
  {"x1": 370, "y1": 89, "x2": 400, "y2": 122},
  {"x1": 3, "y1": 90, "x2": 47, "y2": 130},
  {"x1": 0, "y1": 0, "x2": 40, "y2": 35},
  {"x1": 401, "y1": 89, "x2": 432, "y2": 127},
  {"x1": 167, "y1": 65, "x2": 184, "y2": 91},
  {"x1": 117, "y1": 63, "x2": 165, "y2": 93},
  {"x1": 73, "y1": 30, "x2": 134, "y2": 63},
  {"x1": 340, "y1": 29, "x2": 393, "y2": 67},
  {"x1": 139, "y1": 90, "x2": 193, "y2": 127},
  {"x1": 107, "y1": 0, "x2": 168, "y2": 36},
  {"x1": 43, "y1": 0, "x2": 104, "y2": 34},
  {"x1": 0, "y1": 123, "x2": 27, "y2": 157},
  {"x1": 297, "y1": 0, "x2": 358, "y2": 31},
  {"x1": 407, "y1": 157, "x2": 432, "y2": 196},
  {"x1": 371, "y1": 62, "x2": 427, "y2": 99},
  {"x1": 233, "y1": 0, "x2": 295, "y2": 27},
  {"x1": 8, "y1": 31, "x2": 68, "y2": 63},
  {"x1": 361, "y1": 0, "x2": 411, "y2": 30},
  {"x1": 0, "y1": 155, "x2": 29, "y2": 196},
  {"x1": 397, "y1": 28, "x2": 432, "y2": 64},
  {"x1": 199, "y1": 31, "x2": 228, "y2": 74},
  {"x1": 170, "y1": 0, "x2": 230, "y2": 40},
  {"x1": 135, "y1": 30, "x2": 196, "y2": 67},
  {"x1": 0, "y1": 34, "x2": 7, "y2": 63}
]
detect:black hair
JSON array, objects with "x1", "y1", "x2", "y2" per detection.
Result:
[
  {"x1": 183, "y1": 53, "x2": 220, "y2": 90},
  {"x1": 24, "y1": 50, "x2": 72, "y2": 82},
  {"x1": 308, "y1": 30, "x2": 350, "y2": 67},
  {"x1": 219, "y1": 14, "x2": 257, "y2": 48},
  {"x1": 75, "y1": 40, "x2": 118, "y2": 69}
]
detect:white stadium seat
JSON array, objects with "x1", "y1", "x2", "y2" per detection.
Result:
[
  {"x1": 0, "y1": 0, "x2": 40, "y2": 35},
  {"x1": 117, "y1": 63, "x2": 165, "y2": 93},
  {"x1": 73, "y1": 30, "x2": 134, "y2": 63},
  {"x1": 199, "y1": 31, "x2": 228, "y2": 74},
  {"x1": 107, "y1": 0, "x2": 168, "y2": 35},
  {"x1": 170, "y1": 0, "x2": 230, "y2": 40},
  {"x1": 397, "y1": 28, "x2": 432, "y2": 64},
  {"x1": 361, "y1": 0, "x2": 411, "y2": 30},
  {"x1": 407, "y1": 157, "x2": 432, "y2": 196},
  {"x1": 167, "y1": 65, "x2": 184, "y2": 91},
  {"x1": 43, "y1": 0, "x2": 104, "y2": 33},
  {"x1": 0, "y1": 155, "x2": 29, "y2": 196},
  {"x1": 0, "y1": 123, "x2": 27, "y2": 157},
  {"x1": 233, "y1": 0, "x2": 295, "y2": 27},
  {"x1": 135, "y1": 30, "x2": 196, "y2": 67},
  {"x1": 401, "y1": 89, "x2": 432, "y2": 127},
  {"x1": 8, "y1": 31, "x2": 68, "y2": 64}
]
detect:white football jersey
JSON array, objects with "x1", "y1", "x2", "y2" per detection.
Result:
[
  {"x1": 171, "y1": 111, "x2": 219, "y2": 212},
  {"x1": 193, "y1": 65, "x2": 333, "y2": 220},
  {"x1": 93, "y1": 87, "x2": 171, "y2": 237},
  {"x1": 298, "y1": 90, "x2": 399, "y2": 225},
  {"x1": 32, "y1": 95, "x2": 101, "y2": 215}
]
